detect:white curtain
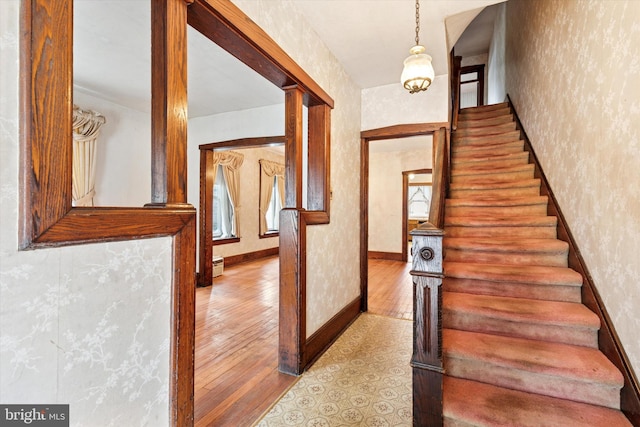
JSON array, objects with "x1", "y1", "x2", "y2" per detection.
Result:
[
  {"x1": 259, "y1": 159, "x2": 285, "y2": 235},
  {"x1": 212, "y1": 151, "x2": 244, "y2": 237},
  {"x1": 72, "y1": 105, "x2": 106, "y2": 206}
]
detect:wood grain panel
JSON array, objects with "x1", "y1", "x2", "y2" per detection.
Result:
[
  {"x1": 307, "y1": 104, "x2": 331, "y2": 213},
  {"x1": 278, "y1": 208, "x2": 306, "y2": 374},
  {"x1": 19, "y1": 0, "x2": 73, "y2": 248},
  {"x1": 285, "y1": 87, "x2": 304, "y2": 208},
  {"x1": 151, "y1": 0, "x2": 189, "y2": 205}
]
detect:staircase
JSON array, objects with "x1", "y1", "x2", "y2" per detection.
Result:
[{"x1": 441, "y1": 103, "x2": 632, "y2": 426}]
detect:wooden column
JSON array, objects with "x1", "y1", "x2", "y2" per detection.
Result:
[
  {"x1": 150, "y1": 0, "x2": 191, "y2": 206},
  {"x1": 278, "y1": 208, "x2": 306, "y2": 375},
  {"x1": 198, "y1": 150, "x2": 213, "y2": 287},
  {"x1": 307, "y1": 104, "x2": 331, "y2": 213},
  {"x1": 284, "y1": 86, "x2": 304, "y2": 208},
  {"x1": 410, "y1": 225, "x2": 444, "y2": 426}
]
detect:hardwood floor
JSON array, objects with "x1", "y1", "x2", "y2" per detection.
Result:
[
  {"x1": 367, "y1": 258, "x2": 413, "y2": 320},
  {"x1": 194, "y1": 255, "x2": 412, "y2": 426}
]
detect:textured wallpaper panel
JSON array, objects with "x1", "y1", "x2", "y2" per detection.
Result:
[
  {"x1": 1, "y1": 2, "x2": 172, "y2": 425},
  {"x1": 505, "y1": 0, "x2": 640, "y2": 372},
  {"x1": 232, "y1": 0, "x2": 362, "y2": 336}
]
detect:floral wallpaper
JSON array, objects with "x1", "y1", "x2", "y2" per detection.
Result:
[
  {"x1": 1, "y1": 2, "x2": 172, "y2": 425},
  {"x1": 361, "y1": 78, "x2": 449, "y2": 131},
  {"x1": 505, "y1": 0, "x2": 640, "y2": 373}
]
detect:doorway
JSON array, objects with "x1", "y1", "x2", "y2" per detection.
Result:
[
  {"x1": 360, "y1": 123, "x2": 446, "y2": 312},
  {"x1": 459, "y1": 64, "x2": 485, "y2": 108}
]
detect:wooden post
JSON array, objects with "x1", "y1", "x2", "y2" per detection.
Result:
[
  {"x1": 150, "y1": 0, "x2": 190, "y2": 206},
  {"x1": 284, "y1": 86, "x2": 304, "y2": 208},
  {"x1": 410, "y1": 224, "x2": 444, "y2": 426}
]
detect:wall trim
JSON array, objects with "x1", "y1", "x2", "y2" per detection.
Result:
[
  {"x1": 368, "y1": 251, "x2": 404, "y2": 261},
  {"x1": 223, "y1": 247, "x2": 279, "y2": 267},
  {"x1": 304, "y1": 297, "x2": 361, "y2": 369},
  {"x1": 509, "y1": 95, "x2": 640, "y2": 425}
]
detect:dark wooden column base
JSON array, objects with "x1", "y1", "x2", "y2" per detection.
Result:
[{"x1": 412, "y1": 366, "x2": 444, "y2": 427}]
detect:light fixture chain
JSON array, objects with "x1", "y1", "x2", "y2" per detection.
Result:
[{"x1": 415, "y1": 0, "x2": 420, "y2": 46}]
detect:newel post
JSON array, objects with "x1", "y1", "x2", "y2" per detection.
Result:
[{"x1": 410, "y1": 223, "x2": 445, "y2": 426}]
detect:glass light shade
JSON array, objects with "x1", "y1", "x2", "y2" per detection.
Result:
[{"x1": 401, "y1": 45, "x2": 434, "y2": 94}]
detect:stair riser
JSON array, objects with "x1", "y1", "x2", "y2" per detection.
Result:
[
  {"x1": 451, "y1": 169, "x2": 536, "y2": 184},
  {"x1": 446, "y1": 205, "x2": 549, "y2": 218},
  {"x1": 457, "y1": 114, "x2": 514, "y2": 129},
  {"x1": 458, "y1": 114, "x2": 513, "y2": 130},
  {"x1": 454, "y1": 131, "x2": 521, "y2": 147},
  {"x1": 444, "y1": 249, "x2": 569, "y2": 267},
  {"x1": 444, "y1": 357, "x2": 621, "y2": 409},
  {"x1": 445, "y1": 226, "x2": 557, "y2": 239},
  {"x1": 459, "y1": 107, "x2": 511, "y2": 121},
  {"x1": 455, "y1": 122, "x2": 518, "y2": 138},
  {"x1": 453, "y1": 143, "x2": 525, "y2": 158},
  {"x1": 443, "y1": 312, "x2": 598, "y2": 348},
  {"x1": 443, "y1": 277, "x2": 582, "y2": 303},
  {"x1": 453, "y1": 154, "x2": 530, "y2": 170},
  {"x1": 450, "y1": 186, "x2": 541, "y2": 199}
]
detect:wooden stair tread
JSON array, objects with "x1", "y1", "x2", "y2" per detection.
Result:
[
  {"x1": 454, "y1": 130, "x2": 522, "y2": 146},
  {"x1": 444, "y1": 262, "x2": 583, "y2": 286},
  {"x1": 445, "y1": 215, "x2": 557, "y2": 227},
  {"x1": 444, "y1": 377, "x2": 633, "y2": 427},
  {"x1": 450, "y1": 178, "x2": 540, "y2": 191},
  {"x1": 443, "y1": 291, "x2": 600, "y2": 329},
  {"x1": 446, "y1": 195, "x2": 548, "y2": 208},
  {"x1": 452, "y1": 162, "x2": 533, "y2": 175},
  {"x1": 444, "y1": 237, "x2": 568, "y2": 254},
  {"x1": 443, "y1": 329, "x2": 624, "y2": 387}
]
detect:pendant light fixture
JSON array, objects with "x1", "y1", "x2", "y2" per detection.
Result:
[{"x1": 401, "y1": 0, "x2": 435, "y2": 94}]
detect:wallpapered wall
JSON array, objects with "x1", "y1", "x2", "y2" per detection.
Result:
[
  {"x1": 487, "y1": 2, "x2": 506, "y2": 105},
  {"x1": 0, "y1": 3, "x2": 173, "y2": 426},
  {"x1": 369, "y1": 145, "x2": 432, "y2": 254},
  {"x1": 505, "y1": 0, "x2": 640, "y2": 373},
  {"x1": 74, "y1": 91, "x2": 152, "y2": 207},
  {"x1": 231, "y1": 0, "x2": 362, "y2": 337},
  {"x1": 361, "y1": 77, "x2": 449, "y2": 131}
]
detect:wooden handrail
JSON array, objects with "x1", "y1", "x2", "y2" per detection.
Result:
[
  {"x1": 409, "y1": 126, "x2": 448, "y2": 426},
  {"x1": 450, "y1": 54, "x2": 462, "y2": 132}
]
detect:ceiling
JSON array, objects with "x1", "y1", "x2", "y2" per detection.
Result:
[{"x1": 74, "y1": 0, "x2": 503, "y2": 118}]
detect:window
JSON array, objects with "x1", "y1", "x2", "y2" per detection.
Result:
[
  {"x1": 259, "y1": 159, "x2": 285, "y2": 236},
  {"x1": 213, "y1": 165, "x2": 235, "y2": 239},
  {"x1": 408, "y1": 184, "x2": 432, "y2": 219},
  {"x1": 265, "y1": 176, "x2": 282, "y2": 232}
]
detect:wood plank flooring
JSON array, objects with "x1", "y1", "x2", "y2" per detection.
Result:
[{"x1": 194, "y1": 255, "x2": 412, "y2": 426}]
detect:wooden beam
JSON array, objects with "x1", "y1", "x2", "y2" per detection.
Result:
[{"x1": 188, "y1": 0, "x2": 334, "y2": 108}]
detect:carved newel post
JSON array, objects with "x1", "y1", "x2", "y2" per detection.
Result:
[{"x1": 410, "y1": 223, "x2": 444, "y2": 426}]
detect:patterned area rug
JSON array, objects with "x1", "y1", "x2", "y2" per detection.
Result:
[{"x1": 255, "y1": 314, "x2": 413, "y2": 426}]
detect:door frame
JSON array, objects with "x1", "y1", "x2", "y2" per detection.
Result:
[
  {"x1": 402, "y1": 168, "x2": 432, "y2": 258},
  {"x1": 360, "y1": 123, "x2": 447, "y2": 312},
  {"x1": 459, "y1": 64, "x2": 485, "y2": 107},
  {"x1": 197, "y1": 136, "x2": 285, "y2": 287}
]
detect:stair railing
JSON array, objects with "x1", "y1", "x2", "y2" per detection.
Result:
[{"x1": 410, "y1": 126, "x2": 448, "y2": 426}]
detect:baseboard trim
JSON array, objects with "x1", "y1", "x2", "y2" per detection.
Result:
[
  {"x1": 223, "y1": 247, "x2": 279, "y2": 267},
  {"x1": 304, "y1": 297, "x2": 361, "y2": 369},
  {"x1": 509, "y1": 95, "x2": 640, "y2": 425},
  {"x1": 368, "y1": 251, "x2": 403, "y2": 261}
]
